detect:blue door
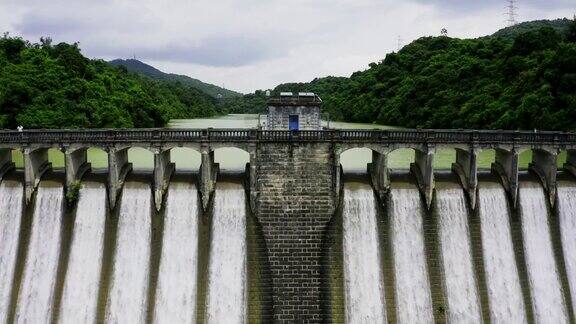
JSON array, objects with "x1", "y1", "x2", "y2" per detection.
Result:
[{"x1": 289, "y1": 115, "x2": 299, "y2": 130}]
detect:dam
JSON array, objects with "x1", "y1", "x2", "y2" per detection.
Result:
[{"x1": 0, "y1": 128, "x2": 575, "y2": 322}]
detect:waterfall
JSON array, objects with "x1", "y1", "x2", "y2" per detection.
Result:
[
  {"x1": 58, "y1": 182, "x2": 107, "y2": 323},
  {"x1": 558, "y1": 181, "x2": 576, "y2": 317},
  {"x1": 105, "y1": 182, "x2": 152, "y2": 323},
  {"x1": 519, "y1": 182, "x2": 567, "y2": 323},
  {"x1": 389, "y1": 186, "x2": 434, "y2": 323},
  {"x1": 14, "y1": 183, "x2": 64, "y2": 323},
  {"x1": 0, "y1": 180, "x2": 24, "y2": 322},
  {"x1": 205, "y1": 183, "x2": 247, "y2": 323},
  {"x1": 436, "y1": 186, "x2": 482, "y2": 322},
  {"x1": 342, "y1": 183, "x2": 386, "y2": 322},
  {"x1": 478, "y1": 183, "x2": 526, "y2": 322},
  {"x1": 153, "y1": 182, "x2": 199, "y2": 323}
]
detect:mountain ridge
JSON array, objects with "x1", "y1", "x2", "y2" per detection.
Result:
[{"x1": 108, "y1": 58, "x2": 242, "y2": 98}]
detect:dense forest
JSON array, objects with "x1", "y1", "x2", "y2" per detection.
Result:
[
  {"x1": 226, "y1": 18, "x2": 576, "y2": 131},
  {"x1": 0, "y1": 35, "x2": 220, "y2": 129}
]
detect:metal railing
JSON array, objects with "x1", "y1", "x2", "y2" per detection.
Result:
[{"x1": 0, "y1": 128, "x2": 574, "y2": 145}]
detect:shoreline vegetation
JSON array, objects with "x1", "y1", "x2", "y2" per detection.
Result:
[{"x1": 1, "y1": 18, "x2": 575, "y2": 131}]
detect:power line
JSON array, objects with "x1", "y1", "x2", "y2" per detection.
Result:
[
  {"x1": 506, "y1": 0, "x2": 518, "y2": 27},
  {"x1": 397, "y1": 36, "x2": 403, "y2": 52}
]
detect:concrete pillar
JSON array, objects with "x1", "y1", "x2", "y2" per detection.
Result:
[
  {"x1": 24, "y1": 147, "x2": 51, "y2": 203},
  {"x1": 108, "y1": 147, "x2": 132, "y2": 209},
  {"x1": 564, "y1": 150, "x2": 576, "y2": 178},
  {"x1": 199, "y1": 147, "x2": 218, "y2": 210},
  {"x1": 334, "y1": 149, "x2": 341, "y2": 204},
  {"x1": 452, "y1": 147, "x2": 478, "y2": 210},
  {"x1": 0, "y1": 148, "x2": 15, "y2": 182},
  {"x1": 492, "y1": 148, "x2": 519, "y2": 208},
  {"x1": 64, "y1": 147, "x2": 91, "y2": 190},
  {"x1": 248, "y1": 144, "x2": 258, "y2": 211},
  {"x1": 529, "y1": 149, "x2": 558, "y2": 207},
  {"x1": 410, "y1": 146, "x2": 435, "y2": 209},
  {"x1": 370, "y1": 150, "x2": 389, "y2": 201},
  {"x1": 153, "y1": 149, "x2": 175, "y2": 211}
]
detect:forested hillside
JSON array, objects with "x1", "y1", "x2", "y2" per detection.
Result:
[
  {"x1": 109, "y1": 59, "x2": 242, "y2": 98},
  {"x1": 0, "y1": 36, "x2": 219, "y2": 129},
  {"x1": 491, "y1": 18, "x2": 572, "y2": 40},
  {"x1": 233, "y1": 18, "x2": 576, "y2": 131}
]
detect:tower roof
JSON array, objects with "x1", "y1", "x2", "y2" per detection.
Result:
[{"x1": 267, "y1": 92, "x2": 322, "y2": 106}]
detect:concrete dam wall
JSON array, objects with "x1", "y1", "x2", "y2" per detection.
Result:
[
  {"x1": 0, "y1": 128, "x2": 576, "y2": 322},
  {"x1": 0, "y1": 169, "x2": 574, "y2": 323}
]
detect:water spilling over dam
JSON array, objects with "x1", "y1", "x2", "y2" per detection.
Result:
[
  {"x1": 0, "y1": 180, "x2": 23, "y2": 323},
  {"x1": 435, "y1": 184, "x2": 482, "y2": 322},
  {"x1": 342, "y1": 183, "x2": 386, "y2": 322},
  {"x1": 14, "y1": 183, "x2": 64, "y2": 323},
  {"x1": 59, "y1": 182, "x2": 107, "y2": 323},
  {"x1": 205, "y1": 183, "x2": 247, "y2": 323},
  {"x1": 153, "y1": 182, "x2": 200, "y2": 323},
  {"x1": 388, "y1": 185, "x2": 435, "y2": 323},
  {"x1": 0, "y1": 127, "x2": 575, "y2": 322},
  {"x1": 0, "y1": 170, "x2": 574, "y2": 323},
  {"x1": 477, "y1": 181, "x2": 527, "y2": 322}
]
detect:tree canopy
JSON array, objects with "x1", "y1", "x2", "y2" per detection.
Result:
[{"x1": 0, "y1": 35, "x2": 219, "y2": 129}]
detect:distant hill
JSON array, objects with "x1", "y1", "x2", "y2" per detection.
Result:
[
  {"x1": 491, "y1": 18, "x2": 572, "y2": 40},
  {"x1": 108, "y1": 59, "x2": 242, "y2": 98}
]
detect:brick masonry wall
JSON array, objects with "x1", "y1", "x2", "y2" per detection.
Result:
[{"x1": 254, "y1": 142, "x2": 338, "y2": 322}]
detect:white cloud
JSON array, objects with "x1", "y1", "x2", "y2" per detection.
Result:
[{"x1": 0, "y1": 0, "x2": 573, "y2": 92}]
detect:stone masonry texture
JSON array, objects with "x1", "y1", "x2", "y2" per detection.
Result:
[{"x1": 254, "y1": 142, "x2": 337, "y2": 322}]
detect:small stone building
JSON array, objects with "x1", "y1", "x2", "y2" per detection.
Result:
[{"x1": 265, "y1": 92, "x2": 322, "y2": 130}]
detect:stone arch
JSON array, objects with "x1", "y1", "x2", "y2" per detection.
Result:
[
  {"x1": 335, "y1": 143, "x2": 388, "y2": 156},
  {"x1": 126, "y1": 146, "x2": 156, "y2": 169},
  {"x1": 165, "y1": 146, "x2": 202, "y2": 171},
  {"x1": 564, "y1": 149, "x2": 576, "y2": 178},
  {"x1": 387, "y1": 147, "x2": 419, "y2": 170},
  {"x1": 87, "y1": 147, "x2": 109, "y2": 169},
  {"x1": 47, "y1": 147, "x2": 66, "y2": 169},
  {"x1": 0, "y1": 146, "x2": 20, "y2": 180},
  {"x1": 0, "y1": 146, "x2": 24, "y2": 170},
  {"x1": 209, "y1": 142, "x2": 256, "y2": 155},
  {"x1": 211, "y1": 146, "x2": 251, "y2": 172},
  {"x1": 160, "y1": 143, "x2": 202, "y2": 155}
]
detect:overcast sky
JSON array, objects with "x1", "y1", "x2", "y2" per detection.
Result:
[{"x1": 1, "y1": 0, "x2": 573, "y2": 93}]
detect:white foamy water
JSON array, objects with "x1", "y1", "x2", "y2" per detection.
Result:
[
  {"x1": 478, "y1": 183, "x2": 526, "y2": 323},
  {"x1": 205, "y1": 183, "x2": 247, "y2": 323},
  {"x1": 389, "y1": 187, "x2": 434, "y2": 323},
  {"x1": 14, "y1": 184, "x2": 64, "y2": 323},
  {"x1": 519, "y1": 182, "x2": 567, "y2": 323},
  {"x1": 58, "y1": 182, "x2": 107, "y2": 323},
  {"x1": 0, "y1": 181, "x2": 24, "y2": 322},
  {"x1": 436, "y1": 187, "x2": 482, "y2": 323},
  {"x1": 558, "y1": 181, "x2": 576, "y2": 317},
  {"x1": 153, "y1": 182, "x2": 199, "y2": 324},
  {"x1": 342, "y1": 184, "x2": 386, "y2": 322},
  {"x1": 105, "y1": 182, "x2": 152, "y2": 323}
]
